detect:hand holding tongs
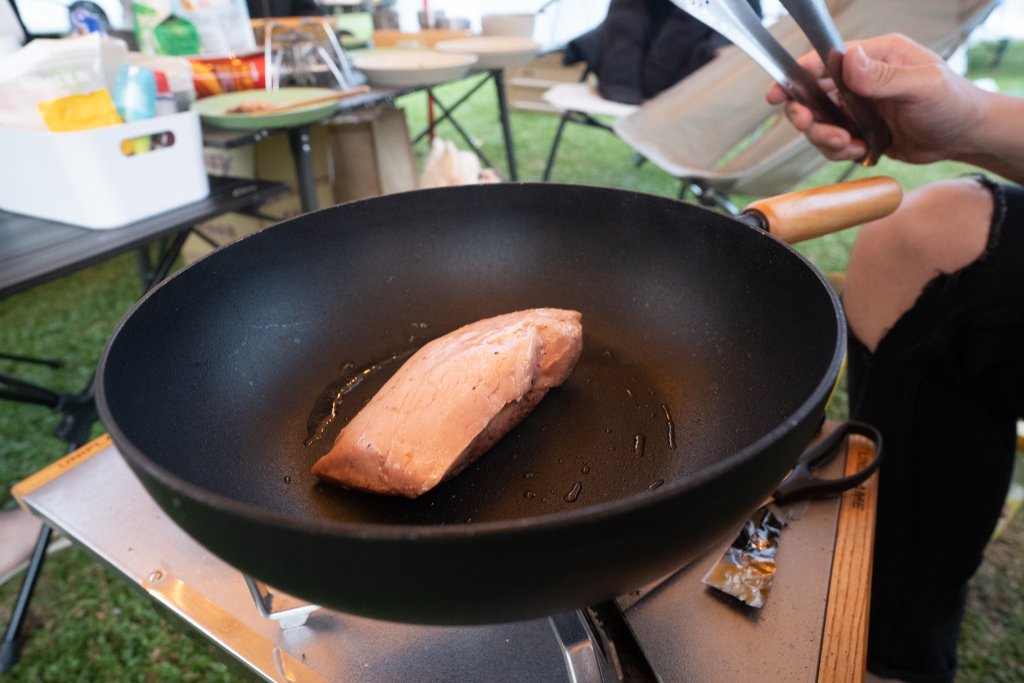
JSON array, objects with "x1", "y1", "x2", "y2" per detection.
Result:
[{"x1": 670, "y1": 0, "x2": 891, "y2": 165}]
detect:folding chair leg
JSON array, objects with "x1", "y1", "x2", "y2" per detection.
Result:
[
  {"x1": 683, "y1": 180, "x2": 739, "y2": 215},
  {"x1": 677, "y1": 180, "x2": 691, "y2": 201},
  {"x1": 542, "y1": 111, "x2": 573, "y2": 182},
  {"x1": 834, "y1": 160, "x2": 858, "y2": 184}
]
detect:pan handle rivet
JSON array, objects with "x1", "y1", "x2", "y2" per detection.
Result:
[{"x1": 148, "y1": 570, "x2": 164, "y2": 584}]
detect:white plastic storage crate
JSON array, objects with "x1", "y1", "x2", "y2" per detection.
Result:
[{"x1": 0, "y1": 111, "x2": 209, "y2": 229}]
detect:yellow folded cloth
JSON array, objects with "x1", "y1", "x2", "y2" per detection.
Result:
[{"x1": 37, "y1": 89, "x2": 122, "y2": 132}]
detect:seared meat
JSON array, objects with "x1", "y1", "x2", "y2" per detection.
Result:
[
  {"x1": 311, "y1": 309, "x2": 583, "y2": 498},
  {"x1": 225, "y1": 101, "x2": 276, "y2": 114}
]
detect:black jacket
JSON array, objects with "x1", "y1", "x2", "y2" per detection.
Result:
[
  {"x1": 246, "y1": 0, "x2": 324, "y2": 19},
  {"x1": 564, "y1": 0, "x2": 761, "y2": 104}
]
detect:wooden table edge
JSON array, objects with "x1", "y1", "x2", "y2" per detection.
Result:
[{"x1": 817, "y1": 433, "x2": 879, "y2": 682}]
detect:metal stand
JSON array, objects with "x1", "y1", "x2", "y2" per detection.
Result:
[
  {"x1": 0, "y1": 523, "x2": 52, "y2": 673},
  {"x1": 0, "y1": 442, "x2": 77, "y2": 673},
  {"x1": 243, "y1": 575, "x2": 320, "y2": 630},
  {"x1": 550, "y1": 611, "x2": 608, "y2": 683},
  {"x1": 548, "y1": 602, "x2": 662, "y2": 683},
  {"x1": 0, "y1": 355, "x2": 99, "y2": 450},
  {"x1": 133, "y1": 231, "x2": 193, "y2": 292},
  {"x1": 238, "y1": 567, "x2": 658, "y2": 682}
]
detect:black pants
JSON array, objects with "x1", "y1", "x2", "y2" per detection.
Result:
[{"x1": 853, "y1": 178, "x2": 1024, "y2": 683}]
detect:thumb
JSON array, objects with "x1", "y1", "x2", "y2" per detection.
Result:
[{"x1": 844, "y1": 44, "x2": 905, "y2": 100}]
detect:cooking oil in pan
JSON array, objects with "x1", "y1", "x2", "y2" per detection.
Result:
[
  {"x1": 302, "y1": 331, "x2": 704, "y2": 524},
  {"x1": 303, "y1": 349, "x2": 415, "y2": 447}
]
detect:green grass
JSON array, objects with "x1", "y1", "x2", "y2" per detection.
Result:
[{"x1": 2, "y1": 39, "x2": 1022, "y2": 681}]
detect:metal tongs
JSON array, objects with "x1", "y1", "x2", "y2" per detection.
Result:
[{"x1": 671, "y1": 0, "x2": 891, "y2": 165}]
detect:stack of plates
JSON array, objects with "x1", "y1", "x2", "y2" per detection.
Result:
[
  {"x1": 352, "y1": 51, "x2": 479, "y2": 88},
  {"x1": 191, "y1": 87, "x2": 342, "y2": 130},
  {"x1": 435, "y1": 37, "x2": 541, "y2": 70}
]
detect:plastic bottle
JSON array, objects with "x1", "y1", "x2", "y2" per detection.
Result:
[
  {"x1": 113, "y1": 64, "x2": 157, "y2": 154},
  {"x1": 113, "y1": 64, "x2": 157, "y2": 122}
]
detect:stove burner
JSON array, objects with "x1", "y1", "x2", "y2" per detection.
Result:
[{"x1": 244, "y1": 575, "x2": 661, "y2": 682}]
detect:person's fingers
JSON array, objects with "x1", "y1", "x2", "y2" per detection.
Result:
[
  {"x1": 766, "y1": 82, "x2": 788, "y2": 105},
  {"x1": 784, "y1": 101, "x2": 816, "y2": 131},
  {"x1": 808, "y1": 125, "x2": 866, "y2": 160},
  {"x1": 843, "y1": 45, "x2": 886, "y2": 97},
  {"x1": 843, "y1": 40, "x2": 933, "y2": 100},
  {"x1": 793, "y1": 49, "x2": 827, "y2": 78},
  {"x1": 808, "y1": 123, "x2": 850, "y2": 147}
]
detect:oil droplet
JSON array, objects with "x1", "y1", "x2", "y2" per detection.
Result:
[
  {"x1": 283, "y1": 475, "x2": 292, "y2": 484},
  {"x1": 605, "y1": 427, "x2": 613, "y2": 434},
  {"x1": 633, "y1": 434, "x2": 646, "y2": 457},
  {"x1": 648, "y1": 479, "x2": 664, "y2": 491},
  {"x1": 524, "y1": 472, "x2": 535, "y2": 479},
  {"x1": 564, "y1": 482, "x2": 582, "y2": 503},
  {"x1": 581, "y1": 465, "x2": 591, "y2": 475},
  {"x1": 524, "y1": 491, "x2": 536, "y2": 500}
]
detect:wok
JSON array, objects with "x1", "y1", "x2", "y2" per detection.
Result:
[{"x1": 96, "y1": 179, "x2": 899, "y2": 624}]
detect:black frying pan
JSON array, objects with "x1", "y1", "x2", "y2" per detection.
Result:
[{"x1": 96, "y1": 179, "x2": 899, "y2": 624}]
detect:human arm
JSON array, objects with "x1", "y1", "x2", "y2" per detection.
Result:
[{"x1": 766, "y1": 33, "x2": 1024, "y2": 184}]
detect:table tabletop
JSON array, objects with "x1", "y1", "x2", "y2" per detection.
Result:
[
  {"x1": 0, "y1": 176, "x2": 287, "y2": 300},
  {"x1": 198, "y1": 89, "x2": 400, "y2": 150},
  {"x1": 199, "y1": 66, "x2": 518, "y2": 216}
]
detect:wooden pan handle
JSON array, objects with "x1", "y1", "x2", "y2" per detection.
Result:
[{"x1": 745, "y1": 176, "x2": 903, "y2": 244}]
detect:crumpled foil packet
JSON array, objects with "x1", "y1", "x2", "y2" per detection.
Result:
[{"x1": 701, "y1": 502, "x2": 806, "y2": 608}]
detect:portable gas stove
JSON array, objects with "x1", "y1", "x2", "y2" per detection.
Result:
[{"x1": 13, "y1": 433, "x2": 876, "y2": 682}]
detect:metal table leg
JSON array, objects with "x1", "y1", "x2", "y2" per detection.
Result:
[
  {"x1": 287, "y1": 126, "x2": 318, "y2": 213},
  {"x1": 491, "y1": 69, "x2": 518, "y2": 181},
  {"x1": 412, "y1": 71, "x2": 520, "y2": 182}
]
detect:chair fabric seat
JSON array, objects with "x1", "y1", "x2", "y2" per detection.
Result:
[
  {"x1": 612, "y1": 0, "x2": 998, "y2": 200},
  {"x1": 541, "y1": 82, "x2": 641, "y2": 120}
]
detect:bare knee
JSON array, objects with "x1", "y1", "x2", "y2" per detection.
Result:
[{"x1": 844, "y1": 178, "x2": 993, "y2": 350}]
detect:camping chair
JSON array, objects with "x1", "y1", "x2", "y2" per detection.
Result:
[
  {"x1": 540, "y1": 74, "x2": 641, "y2": 181},
  {"x1": 610, "y1": 0, "x2": 999, "y2": 212}
]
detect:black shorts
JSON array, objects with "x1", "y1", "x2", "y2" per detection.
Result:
[{"x1": 848, "y1": 177, "x2": 1024, "y2": 683}]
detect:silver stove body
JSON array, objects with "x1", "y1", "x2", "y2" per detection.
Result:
[{"x1": 16, "y1": 439, "x2": 842, "y2": 682}]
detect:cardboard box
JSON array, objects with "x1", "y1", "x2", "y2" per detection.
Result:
[
  {"x1": 505, "y1": 51, "x2": 586, "y2": 113},
  {"x1": 329, "y1": 107, "x2": 418, "y2": 204},
  {"x1": 182, "y1": 144, "x2": 259, "y2": 264},
  {"x1": 252, "y1": 124, "x2": 335, "y2": 222},
  {"x1": 184, "y1": 124, "x2": 337, "y2": 264},
  {"x1": 185, "y1": 109, "x2": 417, "y2": 264}
]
